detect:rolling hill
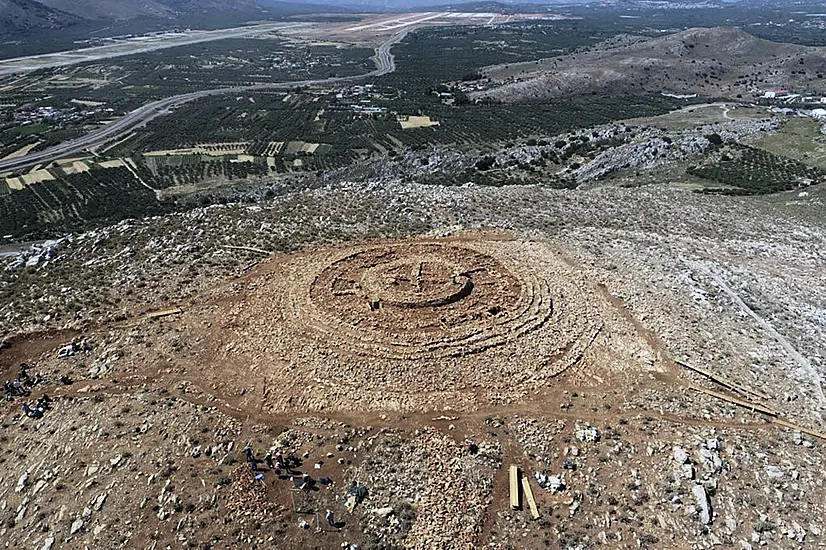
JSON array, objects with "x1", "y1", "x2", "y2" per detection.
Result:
[
  {"x1": 0, "y1": 0, "x2": 77, "y2": 33},
  {"x1": 34, "y1": 0, "x2": 173, "y2": 20},
  {"x1": 473, "y1": 27, "x2": 826, "y2": 103},
  {"x1": 0, "y1": 0, "x2": 266, "y2": 35}
]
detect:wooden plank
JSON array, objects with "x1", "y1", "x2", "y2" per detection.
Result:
[
  {"x1": 509, "y1": 465, "x2": 520, "y2": 510},
  {"x1": 144, "y1": 307, "x2": 183, "y2": 320},
  {"x1": 773, "y1": 418, "x2": 826, "y2": 442},
  {"x1": 677, "y1": 360, "x2": 770, "y2": 401},
  {"x1": 521, "y1": 475, "x2": 539, "y2": 519},
  {"x1": 686, "y1": 382, "x2": 826, "y2": 443},
  {"x1": 688, "y1": 384, "x2": 779, "y2": 416},
  {"x1": 223, "y1": 245, "x2": 271, "y2": 255}
]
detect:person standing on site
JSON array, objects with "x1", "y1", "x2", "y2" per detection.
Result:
[
  {"x1": 243, "y1": 445, "x2": 256, "y2": 471},
  {"x1": 326, "y1": 509, "x2": 337, "y2": 530}
]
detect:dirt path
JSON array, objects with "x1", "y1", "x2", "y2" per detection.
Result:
[{"x1": 39, "y1": 361, "x2": 777, "y2": 440}]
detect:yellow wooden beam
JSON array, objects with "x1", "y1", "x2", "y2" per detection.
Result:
[
  {"x1": 521, "y1": 475, "x2": 539, "y2": 519},
  {"x1": 677, "y1": 360, "x2": 769, "y2": 401},
  {"x1": 144, "y1": 307, "x2": 183, "y2": 320},
  {"x1": 773, "y1": 418, "x2": 826, "y2": 442},
  {"x1": 509, "y1": 465, "x2": 520, "y2": 510},
  {"x1": 222, "y1": 245, "x2": 272, "y2": 255},
  {"x1": 688, "y1": 383, "x2": 779, "y2": 416}
]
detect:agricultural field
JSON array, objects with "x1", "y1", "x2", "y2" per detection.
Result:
[
  {"x1": 688, "y1": 143, "x2": 826, "y2": 195},
  {"x1": 0, "y1": 37, "x2": 374, "y2": 160},
  {"x1": 100, "y1": 21, "x2": 699, "y2": 160},
  {"x1": 753, "y1": 117, "x2": 826, "y2": 169},
  {"x1": 2, "y1": 13, "x2": 826, "y2": 239},
  {"x1": 399, "y1": 115, "x2": 439, "y2": 129},
  {"x1": 0, "y1": 166, "x2": 167, "y2": 239}
]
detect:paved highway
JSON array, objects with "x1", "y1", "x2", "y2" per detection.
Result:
[{"x1": 0, "y1": 30, "x2": 407, "y2": 174}]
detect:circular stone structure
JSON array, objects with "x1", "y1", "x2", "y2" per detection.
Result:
[
  {"x1": 219, "y1": 237, "x2": 610, "y2": 412},
  {"x1": 295, "y1": 242, "x2": 556, "y2": 360},
  {"x1": 308, "y1": 243, "x2": 527, "y2": 349},
  {"x1": 359, "y1": 254, "x2": 473, "y2": 310}
]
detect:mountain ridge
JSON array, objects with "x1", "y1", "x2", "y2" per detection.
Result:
[
  {"x1": 0, "y1": 0, "x2": 267, "y2": 36},
  {"x1": 0, "y1": 0, "x2": 78, "y2": 34}
]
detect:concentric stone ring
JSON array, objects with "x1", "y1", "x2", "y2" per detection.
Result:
[
  {"x1": 295, "y1": 242, "x2": 552, "y2": 359},
  {"x1": 217, "y1": 237, "x2": 609, "y2": 411}
]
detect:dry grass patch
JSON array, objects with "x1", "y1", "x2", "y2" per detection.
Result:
[{"x1": 399, "y1": 115, "x2": 440, "y2": 129}]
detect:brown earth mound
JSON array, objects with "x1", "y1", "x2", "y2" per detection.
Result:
[{"x1": 182, "y1": 235, "x2": 657, "y2": 414}]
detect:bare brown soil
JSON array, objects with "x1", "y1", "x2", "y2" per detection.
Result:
[{"x1": 157, "y1": 235, "x2": 655, "y2": 417}]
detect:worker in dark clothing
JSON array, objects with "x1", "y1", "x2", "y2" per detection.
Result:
[
  {"x1": 326, "y1": 509, "x2": 337, "y2": 530},
  {"x1": 22, "y1": 403, "x2": 43, "y2": 419},
  {"x1": 243, "y1": 445, "x2": 256, "y2": 470},
  {"x1": 284, "y1": 453, "x2": 300, "y2": 474},
  {"x1": 35, "y1": 395, "x2": 51, "y2": 411}
]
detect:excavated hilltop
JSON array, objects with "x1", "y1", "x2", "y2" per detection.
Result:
[
  {"x1": 0, "y1": 180, "x2": 824, "y2": 549},
  {"x1": 167, "y1": 236, "x2": 655, "y2": 413}
]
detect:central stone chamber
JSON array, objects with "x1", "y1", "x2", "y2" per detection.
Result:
[
  {"x1": 360, "y1": 256, "x2": 473, "y2": 310},
  {"x1": 312, "y1": 243, "x2": 522, "y2": 336}
]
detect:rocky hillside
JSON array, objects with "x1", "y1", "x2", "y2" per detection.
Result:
[
  {"x1": 33, "y1": 0, "x2": 173, "y2": 20},
  {"x1": 0, "y1": 0, "x2": 77, "y2": 33},
  {"x1": 160, "y1": 0, "x2": 260, "y2": 13},
  {"x1": 473, "y1": 27, "x2": 826, "y2": 103},
  {"x1": 0, "y1": 0, "x2": 265, "y2": 35}
]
